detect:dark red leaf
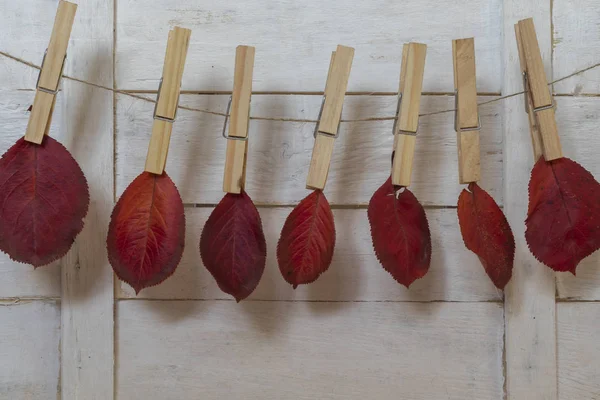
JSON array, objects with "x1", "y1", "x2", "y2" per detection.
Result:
[
  {"x1": 0, "y1": 136, "x2": 89, "y2": 267},
  {"x1": 367, "y1": 177, "x2": 431, "y2": 287},
  {"x1": 200, "y1": 191, "x2": 266, "y2": 302},
  {"x1": 277, "y1": 190, "x2": 335, "y2": 288},
  {"x1": 107, "y1": 171, "x2": 185, "y2": 293},
  {"x1": 526, "y1": 157, "x2": 600, "y2": 273},
  {"x1": 457, "y1": 182, "x2": 515, "y2": 289}
]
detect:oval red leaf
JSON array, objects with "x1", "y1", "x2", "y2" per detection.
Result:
[
  {"x1": 277, "y1": 190, "x2": 335, "y2": 288},
  {"x1": 107, "y1": 171, "x2": 185, "y2": 293},
  {"x1": 200, "y1": 191, "x2": 266, "y2": 302},
  {"x1": 457, "y1": 182, "x2": 515, "y2": 289},
  {"x1": 0, "y1": 136, "x2": 89, "y2": 267},
  {"x1": 526, "y1": 157, "x2": 600, "y2": 273},
  {"x1": 367, "y1": 177, "x2": 431, "y2": 287}
]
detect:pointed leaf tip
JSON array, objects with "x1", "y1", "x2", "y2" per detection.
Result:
[
  {"x1": 526, "y1": 157, "x2": 600, "y2": 273},
  {"x1": 200, "y1": 191, "x2": 266, "y2": 302},
  {"x1": 457, "y1": 182, "x2": 515, "y2": 289},
  {"x1": 277, "y1": 190, "x2": 336, "y2": 287},
  {"x1": 0, "y1": 137, "x2": 89, "y2": 267},
  {"x1": 367, "y1": 177, "x2": 431, "y2": 288},
  {"x1": 107, "y1": 171, "x2": 185, "y2": 293}
]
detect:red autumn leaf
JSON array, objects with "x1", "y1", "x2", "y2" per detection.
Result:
[
  {"x1": 457, "y1": 182, "x2": 515, "y2": 289},
  {"x1": 0, "y1": 136, "x2": 89, "y2": 267},
  {"x1": 367, "y1": 176, "x2": 431, "y2": 287},
  {"x1": 277, "y1": 190, "x2": 336, "y2": 288},
  {"x1": 107, "y1": 171, "x2": 185, "y2": 293},
  {"x1": 526, "y1": 157, "x2": 600, "y2": 273},
  {"x1": 200, "y1": 191, "x2": 266, "y2": 302}
]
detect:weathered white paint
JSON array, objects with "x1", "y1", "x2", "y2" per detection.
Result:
[
  {"x1": 0, "y1": 1, "x2": 64, "y2": 90},
  {"x1": 557, "y1": 303, "x2": 600, "y2": 400},
  {"x1": 0, "y1": 301, "x2": 60, "y2": 400},
  {"x1": 119, "y1": 208, "x2": 502, "y2": 301},
  {"x1": 116, "y1": 94, "x2": 504, "y2": 206},
  {"x1": 117, "y1": 301, "x2": 504, "y2": 400},
  {"x1": 553, "y1": 0, "x2": 600, "y2": 94},
  {"x1": 503, "y1": 2, "x2": 557, "y2": 399},
  {"x1": 115, "y1": 0, "x2": 503, "y2": 93},
  {"x1": 58, "y1": 1, "x2": 114, "y2": 399}
]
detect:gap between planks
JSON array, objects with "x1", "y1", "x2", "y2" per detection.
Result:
[
  {"x1": 117, "y1": 90, "x2": 502, "y2": 96},
  {"x1": 179, "y1": 203, "x2": 462, "y2": 209},
  {"x1": 116, "y1": 298, "x2": 504, "y2": 304}
]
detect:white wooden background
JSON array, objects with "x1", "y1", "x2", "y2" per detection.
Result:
[{"x1": 0, "y1": 0, "x2": 599, "y2": 399}]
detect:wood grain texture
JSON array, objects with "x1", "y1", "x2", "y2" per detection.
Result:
[
  {"x1": 58, "y1": 0, "x2": 114, "y2": 399},
  {"x1": 23, "y1": 1, "x2": 76, "y2": 144},
  {"x1": 119, "y1": 207, "x2": 502, "y2": 301},
  {"x1": 116, "y1": 94, "x2": 504, "y2": 206},
  {"x1": 117, "y1": 301, "x2": 504, "y2": 400},
  {"x1": 0, "y1": 91, "x2": 62, "y2": 297},
  {"x1": 115, "y1": 0, "x2": 503, "y2": 92},
  {"x1": 553, "y1": 0, "x2": 600, "y2": 94},
  {"x1": 453, "y1": 38, "x2": 478, "y2": 130},
  {"x1": 223, "y1": 45, "x2": 254, "y2": 193},
  {"x1": 397, "y1": 43, "x2": 426, "y2": 133},
  {"x1": 144, "y1": 119, "x2": 173, "y2": 174},
  {"x1": 453, "y1": 38, "x2": 480, "y2": 184},
  {"x1": 0, "y1": 301, "x2": 60, "y2": 400},
  {"x1": 391, "y1": 133, "x2": 416, "y2": 187},
  {"x1": 515, "y1": 19, "x2": 562, "y2": 161},
  {"x1": 154, "y1": 27, "x2": 191, "y2": 120},
  {"x1": 503, "y1": 2, "x2": 557, "y2": 400},
  {"x1": 557, "y1": 303, "x2": 600, "y2": 400}
]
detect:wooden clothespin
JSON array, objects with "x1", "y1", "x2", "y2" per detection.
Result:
[
  {"x1": 515, "y1": 18, "x2": 562, "y2": 161},
  {"x1": 24, "y1": 1, "x2": 77, "y2": 144},
  {"x1": 145, "y1": 27, "x2": 191, "y2": 175},
  {"x1": 392, "y1": 42, "x2": 427, "y2": 186},
  {"x1": 222, "y1": 45, "x2": 255, "y2": 194},
  {"x1": 306, "y1": 45, "x2": 354, "y2": 190},
  {"x1": 453, "y1": 37, "x2": 481, "y2": 184}
]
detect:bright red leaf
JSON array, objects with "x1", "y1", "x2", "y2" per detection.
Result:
[
  {"x1": 277, "y1": 190, "x2": 335, "y2": 288},
  {"x1": 457, "y1": 182, "x2": 515, "y2": 289},
  {"x1": 0, "y1": 136, "x2": 89, "y2": 267},
  {"x1": 107, "y1": 171, "x2": 185, "y2": 293},
  {"x1": 367, "y1": 177, "x2": 431, "y2": 287},
  {"x1": 200, "y1": 191, "x2": 266, "y2": 302},
  {"x1": 526, "y1": 157, "x2": 600, "y2": 273}
]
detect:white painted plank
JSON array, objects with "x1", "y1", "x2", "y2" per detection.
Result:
[
  {"x1": 119, "y1": 208, "x2": 502, "y2": 301},
  {"x1": 553, "y1": 0, "x2": 600, "y2": 94},
  {"x1": 557, "y1": 303, "x2": 600, "y2": 400},
  {"x1": 502, "y1": 3, "x2": 557, "y2": 400},
  {"x1": 115, "y1": 0, "x2": 502, "y2": 93},
  {"x1": 57, "y1": 1, "x2": 114, "y2": 399},
  {"x1": 0, "y1": 1, "x2": 62, "y2": 90},
  {"x1": 553, "y1": 97, "x2": 600, "y2": 299},
  {"x1": 117, "y1": 301, "x2": 504, "y2": 400},
  {"x1": 0, "y1": 300, "x2": 60, "y2": 400},
  {"x1": 0, "y1": 91, "x2": 62, "y2": 297},
  {"x1": 116, "y1": 94, "x2": 503, "y2": 206}
]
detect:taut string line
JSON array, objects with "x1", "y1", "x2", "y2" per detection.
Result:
[{"x1": 1, "y1": 50, "x2": 599, "y2": 123}]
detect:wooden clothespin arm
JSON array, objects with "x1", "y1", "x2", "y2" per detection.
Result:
[
  {"x1": 24, "y1": 1, "x2": 77, "y2": 144},
  {"x1": 223, "y1": 45, "x2": 255, "y2": 194},
  {"x1": 515, "y1": 18, "x2": 562, "y2": 161},
  {"x1": 392, "y1": 42, "x2": 427, "y2": 187},
  {"x1": 145, "y1": 27, "x2": 191, "y2": 175},
  {"x1": 453, "y1": 37, "x2": 480, "y2": 184},
  {"x1": 306, "y1": 45, "x2": 355, "y2": 190}
]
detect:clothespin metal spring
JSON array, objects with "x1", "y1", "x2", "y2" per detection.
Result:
[
  {"x1": 221, "y1": 95, "x2": 251, "y2": 142},
  {"x1": 35, "y1": 49, "x2": 67, "y2": 95}
]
